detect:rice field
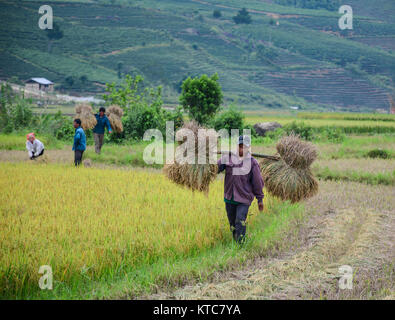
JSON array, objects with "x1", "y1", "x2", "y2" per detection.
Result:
[
  {"x1": 1, "y1": 111, "x2": 394, "y2": 300},
  {"x1": 1, "y1": 162, "x2": 289, "y2": 299},
  {"x1": 313, "y1": 159, "x2": 395, "y2": 175},
  {"x1": 245, "y1": 116, "x2": 395, "y2": 133},
  {"x1": 252, "y1": 134, "x2": 395, "y2": 160},
  {"x1": 296, "y1": 112, "x2": 395, "y2": 122}
]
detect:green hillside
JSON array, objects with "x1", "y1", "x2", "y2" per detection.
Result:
[{"x1": 0, "y1": 0, "x2": 394, "y2": 111}]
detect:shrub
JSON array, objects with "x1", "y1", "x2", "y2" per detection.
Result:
[
  {"x1": 265, "y1": 127, "x2": 285, "y2": 141},
  {"x1": 243, "y1": 124, "x2": 258, "y2": 138},
  {"x1": 103, "y1": 74, "x2": 181, "y2": 141},
  {"x1": 31, "y1": 111, "x2": 74, "y2": 141},
  {"x1": 122, "y1": 105, "x2": 183, "y2": 140},
  {"x1": 165, "y1": 106, "x2": 184, "y2": 131},
  {"x1": 11, "y1": 98, "x2": 32, "y2": 130},
  {"x1": 212, "y1": 106, "x2": 244, "y2": 134},
  {"x1": 0, "y1": 83, "x2": 33, "y2": 132},
  {"x1": 320, "y1": 127, "x2": 346, "y2": 143},
  {"x1": 233, "y1": 8, "x2": 252, "y2": 24},
  {"x1": 213, "y1": 10, "x2": 221, "y2": 18},
  {"x1": 283, "y1": 121, "x2": 314, "y2": 141},
  {"x1": 123, "y1": 104, "x2": 166, "y2": 140},
  {"x1": 365, "y1": 149, "x2": 390, "y2": 159}
]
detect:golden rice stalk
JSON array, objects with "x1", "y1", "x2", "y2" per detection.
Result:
[
  {"x1": 164, "y1": 121, "x2": 218, "y2": 193},
  {"x1": 276, "y1": 134, "x2": 317, "y2": 169},
  {"x1": 75, "y1": 103, "x2": 93, "y2": 115},
  {"x1": 107, "y1": 113, "x2": 123, "y2": 133},
  {"x1": 107, "y1": 105, "x2": 124, "y2": 118},
  {"x1": 75, "y1": 104, "x2": 84, "y2": 114},
  {"x1": 106, "y1": 105, "x2": 124, "y2": 133},
  {"x1": 77, "y1": 114, "x2": 97, "y2": 131},
  {"x1": 260, "y1": 158, "x2": 318, "y2": 203},
  {"x1": 75, "y1": 104, "x2": 97, "y2": 130},
  {"x1": 163, "y1": 163, "x2": 218, "y2": 194}
]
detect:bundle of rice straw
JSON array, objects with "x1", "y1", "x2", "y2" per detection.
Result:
[
  {"x1": 74, "y1": 104, "x2": 97, "y2": 130},
  {"x1": 276, "y1": 134, "x2": 317, "y2": 169},
  {"x1": 260, "y1": 134, "x2": 318, "y2": 203},
  {"x1": 106, "y1": 105, "x2": 124, "y2": 133},
  {"x1": 163, "y1": 121, "x2": 218, "y2": 193}
]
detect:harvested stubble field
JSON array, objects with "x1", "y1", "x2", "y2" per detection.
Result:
[{"x1": 147, "y1": 180, "x2": 395, "y2": 300}]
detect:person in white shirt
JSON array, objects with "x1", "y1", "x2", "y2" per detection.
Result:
[{"x1": 26, "y1": 133, "x2": 45, "y2": 160}]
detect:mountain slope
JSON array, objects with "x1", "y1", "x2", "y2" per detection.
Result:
[{"x1": 0, "y1": 0, "x2": 394, "y2": 111}]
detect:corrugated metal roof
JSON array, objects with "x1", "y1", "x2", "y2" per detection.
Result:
[{"x1": 26, "y1": 78, "x2": 54, "y2": 85}]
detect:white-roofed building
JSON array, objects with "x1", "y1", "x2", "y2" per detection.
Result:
[{"x1": 25, "y1": 78, "x2": 54, "y2": 92}]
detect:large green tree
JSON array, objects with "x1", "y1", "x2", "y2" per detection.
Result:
[{"x1": 180, "y1": 74, "x2": 223, "y2": 125}]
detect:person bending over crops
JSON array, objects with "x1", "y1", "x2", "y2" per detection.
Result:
[
  {"x1": 26, "y1": 133, "x2": 44, "y2": 160},
  {"x1": 217, "y1": 135, "x2": 264, "y2": 243},
  {"x1": 73, "y1": 119, "x2": 86, "y2": 166},
  {"x1": 93, "y1": 107, "x2": 112, "y2": 154}
]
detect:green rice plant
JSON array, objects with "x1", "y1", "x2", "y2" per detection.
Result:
[
  {"x1": 298, "y1": 112, "x2": 395, "y2": 122},
  {"x1": 314, "y1": 166, "x2": 395, "y2": 186}
]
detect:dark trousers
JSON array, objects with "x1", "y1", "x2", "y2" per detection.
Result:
[
  {"x1": 94, "y1": 133, "x2": 104, "y2": 154},
  {"x1": 225, "y1": 202, "x2": 250, "y2": 243},
  {"x1": 74, "y1": 150, "x2": 84, "y2": 166},
  {"x1": 30, "y1": 149, "x2": 44, "y2": 160}
]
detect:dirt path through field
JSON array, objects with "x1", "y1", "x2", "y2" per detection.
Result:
[
  {"x1": 146, "y1": 181, "x2": 394, "y2": 300},
  {"x1": 0, "y1": 149, "x2": 73, "y2": 164}
]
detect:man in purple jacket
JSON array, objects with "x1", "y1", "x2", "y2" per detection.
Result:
[{"x1": 217, "y1": 135, "x2": 264, "y2": 243}]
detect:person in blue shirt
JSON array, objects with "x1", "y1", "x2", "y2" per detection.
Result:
[
  {"x1": 93, "y1": 107, "x2": 112, "y2": 154},
  {"x1": 72, "y1": 118, "x2": 86, "y2": 166}
]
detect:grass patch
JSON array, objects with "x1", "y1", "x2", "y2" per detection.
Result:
[
  {"x1": 0, "y1": 133, "x2": 66, "y2": 151},
  {"x1": 245, "y1": 116, "x2": 395, "y2": 134},
  {"x1": 84, "y1": 142, "x2": 163, "y2": 168},
  {"x1": 314, "y1": 166, "x2": 395, "y2": 186},
  {"x1": 316, "y1": 135, "x2": 395, "y2": 159}
]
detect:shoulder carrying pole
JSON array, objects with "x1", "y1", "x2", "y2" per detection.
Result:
[{"x1": 217, "y1": 151, "x2": 280, "y2": 161}]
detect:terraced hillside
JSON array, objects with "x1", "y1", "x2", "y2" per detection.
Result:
[{"x1": 0, "y1": 0, "x2": 394, "y2": 111}]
